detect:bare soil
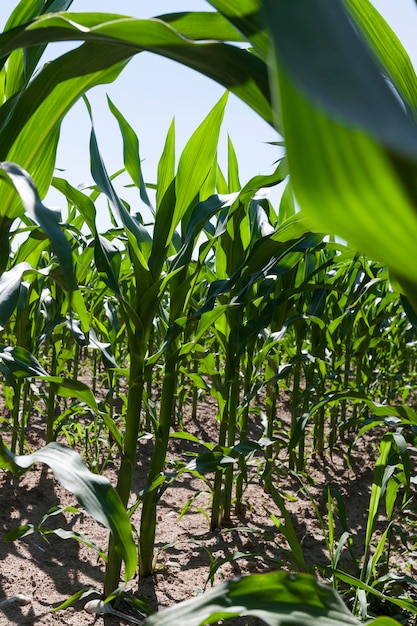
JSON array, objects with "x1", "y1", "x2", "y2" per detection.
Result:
[{"x1": 0, "y1": 387, "x2": 415, "y2": 625}]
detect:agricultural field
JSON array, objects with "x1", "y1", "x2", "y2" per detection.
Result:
[{"x1": 1, "y1": 1, "x2": 417, "y2": 626}]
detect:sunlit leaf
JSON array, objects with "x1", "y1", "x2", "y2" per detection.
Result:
[
  {"x1": 264, "y1": 0, "x2": 417, "y2": 286},
  {"x1": 0, "y1": 441, "x2": 137, "y2": 581},
  {"x1": 143, "y1": 571, "x2": 361, "y2": 626}
]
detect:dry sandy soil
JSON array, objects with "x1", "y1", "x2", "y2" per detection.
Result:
[{"x1": 0, "y1": 389, "x2": 415, "y2": 625}]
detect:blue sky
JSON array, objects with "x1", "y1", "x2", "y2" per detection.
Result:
[{"x1": 1, "y1": 1, "x2": 417, "y2": 224}]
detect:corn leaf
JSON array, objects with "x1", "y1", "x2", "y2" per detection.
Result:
[
  {"x1": 158, "y1": 11, "x2": 246, "y2": 43},
  {"x1": 332, "y1": 570, "x2": 417, "y2": 616},
  {"x1": 48, "y1": 377, "x2": 98, "y2": 411},
  {"x1": 344, "y1": 0, "x2": 417, "y2": 113},
  {"x1": 0, "y1": 344, "x2": 47, "y2": 378},
  {"x1": 172, "y1": 194, "x2": 234, "y2": 272},
  {"x1": 52, "y1": 176, "x2": 96, "y2": 233},
  {"x1": 52, "y1": 177, "x2": 124, "y2": 299},
  {"x1": 0, "y1": 262, "x2": 33, "y2": 329},
  {"x1": 0, "y1": 441, "x2": 137, "y2": 581},
  {"x1": 0, "y1": 13, "x2": 273, "y2": 133},
  {"x1": 369, "y1": 620, "x2": 404, "y2": 626},
  {"x1": 142, "y1": 571, "x2": 361, "y2": 626},
  {"x1": 147, "y1": 120, "x2": 176, "y2": 278},
  {"x1": 4, "y1": 0, "x2": 74, "y2": 97},
  {"x1": 156, "y1": 118, "x2": 175, "y2": 214},
  {"x1": 0, "y1": 162, "x2": 74, "y2": 289},
  {"x1": 365, "y1": 436, "x2": 391, "y2": 547},
  {"x1": 227, "y1": 136, "x2": 241, "y2": 192},
  {"x1": 86, "y1": 101, "x2": 153, "y2": 284},
  {"x1": 0, "y1": 10, "x2": 271, "y2": 219},
  {"x1": 173, "y1": 92, "x2": 228, "y2": 243},
  {"x1": 206, "y1": 0, "x2": 269, "y2": 58},
  {"x1": 107, "y1": 96, "x2": 152, "y2": 211},
  {"x1": 308, "y1": 390, "x2": 417, "y2": 428},
  {"x1": 0, "y1": 345, "x2": 97, "y2": 409},
  {"x1": 0, "y1": 46, "x2": 127, "y2": 219},
  {"x1": 264, "y1": 0, "x2": 417, "y2": 285}
]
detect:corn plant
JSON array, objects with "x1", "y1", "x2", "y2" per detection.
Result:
[
  {"x1": 0, "y1": 0, "x2": 415, "y2": 309},
  {"x1": 56, "y1": 93, "x2": 249, "y2": 585}
]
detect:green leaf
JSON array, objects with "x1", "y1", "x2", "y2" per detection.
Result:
[
  {"x1": 0, "y1": 45, "x2": 127, "y2": 220},
  {"x1": 88, "y1": 327, "x2": 118, "y2": 370},
  {"x1": 0, "y1": 262, "x2": 33, "y2": 329},
  {"x1": 158, "y1": 11, "x2": 246, "y2": 43},
  {"x1": 172, "y1": 92, "x2": 228, "y2": 243},
  {"x1": 86, "y1": 100, "x2": 152, "y2": 271},
  {"x1": 264, "y1": 0, "x2": 417, "y2": 286},
  {"x1": 4, "y1": 0, "x2": 74, "y2": 32},
  {"x1": 392, "y1": 431, "x2": 411, "y2": 500},
  {"x1": 47, "y1": 377, "x2": 98, "y2": 412},
  {"x1": 0, "y1": 10, "x2": 271, "y2": 222},
  {"x1": 227, "y1": 135, "x2": 241, "y2": 192},
  {"x1": 264, "y1": 478, "x2": 306, "y2": 571},
  {"x1": 170, "y1": 431, "x2": 214, "y2": 451},
  {"x1": 186, "y1": 451, "x2": 236, "y2": 473},
  {"x1": 148, "y1": 119, "x2": 175, "y2": 277},
  {"x1": 332, "y1": 570, "x2": 417, "y2": 615},
  {"x1": 4, "y1": 0, "x2": 46, "y2": 30},
  {"x1": 309, "y1": 390, "x2": 417, "y2": 428},
  {"x1": 107, "y1": 96, "x2": 152, "y2": 210},
  {"x1": 368, "y1": 619, "x2": 404, "y2": 626},
  {"x1": 3, "y1": 524, "x2": 34, "y2": 541},
  {"x1": 51, "y1": 588, "x2": 99, "y2": 613},
  {"x1": 0, "y1": 344, "x2": 47, "y2": 378},
  {"x1": 49, "y1": 528, "x2": 106, "y2": 560},
  {"x1": 0, "y1": 13, "x2": 273, "y2": 136},
  {"x1": 156, "y1": 118, "x2": 175, "y2": 213},
  {"x1": 3, "y1": 0, "x2": 75, "y2": 98},
  {"x1": 365, "y1": 436, "x2": 391, "y2": 547},
  {"x1": 0, "y1": 441, "x2": 137, "y2": 581},
  {"x1": 0, "y1": 163, "x2": 74, "y2": 290},
  {"x1": 344, "y1": 0, "x2": 417, "y2": 113},
  {"x1": 171, "y1": 194, "x2": 234, "y2": 272},
  {"x1": 52, "y1": 176, "x2": 96, "y2": 233},
  {"x1": 69, "y1": 288, "x2": 90, "y2": 333},
  {"x1": 207, "y1": 0, "x2": 269, "y2": 58},
  {"x1": 194, "y1": 305, "x2": 236, "y2": 344},
  {"x1": 142, "y1": 571, "x2": 361, "y2": 625},
  {"x1": 93, "y1": 234, "x2": 122, "y2": 296},
  {"x1": 265, "y1": 1, "x2": 417, "y2": 152}
]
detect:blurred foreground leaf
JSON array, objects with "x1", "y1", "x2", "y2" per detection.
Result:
[
  {"x1": 142, "y1": 571, "x2": 364, "y2": 626},
  {"x1": 264, "y1": 0, "x2": 417, "y2": 289}
]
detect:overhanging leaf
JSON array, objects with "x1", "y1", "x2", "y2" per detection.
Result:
[
  {"x1": 264, "y1": 0, "x2": 417, "y2": 286},
  {"x1": 344, "y1": 0, "x2": 417, "y2": 113},
  {"x1": 0, "y1": 10, "x2": 272, "y2": 222},
  {"x1": 0, "y1": 45, "x2": 128, "y2": 220},
  {"x1": 207, "y1": 0, "x2": 270, "y2": 58},
  {"x1": 265, "y1": 1, "x2": 417, "y2": 154},
  {"x1": 0, "y1": 12, "x2": 273, "y2": 146}
]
